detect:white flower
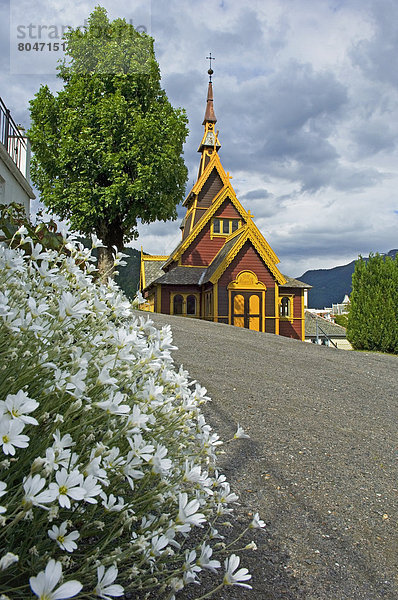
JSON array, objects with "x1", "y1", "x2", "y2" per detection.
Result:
[
  {"x1": 30, "y1": 559, "x2": 82, "y2": 599},
  {"x1": 95, "y1": 391, "x2": 130, "y2": 415},
  {"x1": 101, "y1": 493, "x2": 125, "y2": 512},
  {"x1": 0, "y1": 552, "x2": 19, "y2": 570},
  {"x1": 150, "y1": 444, "x2": 172, "y2": 474},
  {"x1": 176, "y1": 493, "x2": 206, "y2": 533},
  {"x1": 0, "y1": 481, "x2": 6, "y2": 498},
  {"x1": 197, "y1": 543, "x2": 220, "y2": 573},
  {"x1": 23, "y1": 474, "x2": 56, "y2": 508},
  {"x1": 94, "y1": 564, "x2": 124, "y2": 599},
  {"x1": 0, "y1": 420, "x2": 29, "y2": 455},
  {"x1": 91, "y1": 233, "x2": 105, "y2": 249},
  {"x1": 48, "y1": 469, "x2": 85, "y2": 508},
  {"x1": 223, "y1": 554, "x2": 252, "y2": 589},
  {"x1": 58, "y1": 291, "x2": 89, "y2": 320},
  {"x1": 0, "y1": 390, "x2": 39, "y2": 425},
  {"x1": 82, "y1": 475, "x2": 102, "y2": 503},
  {"x1": 48, "y1": 521, "x2": 80, "y2": 553},
  {"x1": 250, "y1": 512, "x2": 266, "y2": 529},
  {"x1": 234, "y1": 424, "x2": 249, "y2": 439}
]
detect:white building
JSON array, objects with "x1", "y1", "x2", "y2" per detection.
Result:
[{"x1": 0, "y1": 96, "x2": 35, "y2": 216}]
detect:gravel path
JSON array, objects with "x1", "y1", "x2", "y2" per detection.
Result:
[{"x1": 139, "y1": 311, "x2": 398, "y2": 600}]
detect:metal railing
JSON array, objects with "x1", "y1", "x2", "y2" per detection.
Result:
[{"x1": 0, "y1": 96, "x2": 27, "y2": 174}]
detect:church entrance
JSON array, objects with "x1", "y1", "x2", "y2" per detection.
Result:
[
  {"x1": 231, "y1": 291, "x2": 262, "y2": 331},
  {"x1": 228, "y1": 271, "x2": 266, "y2": 333}
]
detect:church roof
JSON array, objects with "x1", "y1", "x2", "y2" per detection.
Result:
[
  {"x1": 199, "y1": 232, "x2": 245, "y2": 284},
  {"x1": 202, "y1": 81, "x2": 217, "y2": 125},
  {"x1": 154, "y1": 266, "x2": 206, "y2": 285},
  {"x1": 281, "y1": 275, "x2": 312, "y2": 289},
  {"x1": 140, "y1": 255, "x2": 167, "y2": 290}
]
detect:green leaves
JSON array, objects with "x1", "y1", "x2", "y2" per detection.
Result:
[
  {"x1": 347, "y1": 253, "x2": 398, "y2": 354},
  {"x1": 28, "y1": 6, "x2": 188, "y2": 274}
]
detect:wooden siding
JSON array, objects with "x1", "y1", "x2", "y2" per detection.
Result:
[
  {"x1": 182, "y1": 212, "x2": 193, "y2": 240},
  {"x1": 197, "y1": 168, "x2": 224, "y2": 208},
  {"x1": 278, "y1": 287, "x2": 303, "y2": 340},
  {"x1": 215, "y1": 200, "x2": 241, "y2": 219},
  {"x1": 279, "y1": 320, "x2": 302, "y2": 340},
  {"x1": 181, "y1": 221, "x2": 225, "y2": 266},
  {"x1": 217, "y1": 241, "x2": 277, "y2": 327}
]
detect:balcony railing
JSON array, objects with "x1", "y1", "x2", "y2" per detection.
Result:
[{"x1": 0, "y1": 96, "x2": 28, "y2": 175}]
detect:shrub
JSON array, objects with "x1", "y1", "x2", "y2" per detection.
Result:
[
  {"x1": 347, "y1": 253, "x2": 398, "y2": 354},
  {"x1": 0, "y1": 220, "x2": 260, "y2": 599}
]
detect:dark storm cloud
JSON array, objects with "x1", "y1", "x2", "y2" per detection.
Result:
[{"x1": 215, "y1": 61, "x2": 352, "y2": 192}]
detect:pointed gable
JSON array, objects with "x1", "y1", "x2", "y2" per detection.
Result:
[{"x1": 197, "y1": 167, "x2": 223, "y2": 209}]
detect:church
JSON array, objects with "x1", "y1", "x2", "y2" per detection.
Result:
[{"x1": 139, "y1": 69, "x2": 310, "y2": 340}]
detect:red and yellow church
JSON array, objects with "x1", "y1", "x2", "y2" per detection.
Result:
[{"x1": 140, "y1": 74, "x2": 310, "y2": 340}]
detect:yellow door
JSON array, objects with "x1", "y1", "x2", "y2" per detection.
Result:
[
  {"x1": 232, "y1": 292, "x2": 262, "y2": 331},
  {"x1": 249, "y1": 294, "x2": 260, "y2": 331},
  {"x1": 233, "y1": 294, "x2": 245, "y2": 327}
]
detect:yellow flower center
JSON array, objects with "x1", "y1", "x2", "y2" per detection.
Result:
[
  {"x1": 2, "y1": 435, "x2": 9, "y2": 444},
  {"x1": 59, "y1": 485, "x2": 68, "y2": 495},
  {"x1": 57, "y1": 535, "x2": 65, "y2": 544}
]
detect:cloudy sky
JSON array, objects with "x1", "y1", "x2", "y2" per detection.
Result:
[{"x1": 1, "y1": 0, "x2": 398, "y2": 276}]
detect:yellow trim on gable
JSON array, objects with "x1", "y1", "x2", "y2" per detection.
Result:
[
  {"x1": 164, "y1": 185, "x2": 248, "y2": 269},
  {"x1": 191, "y1": 151, "x2": 230, "y2": 198},
  {"x1": 209, "y1": 225, "x2": 286, "y2": 286}
]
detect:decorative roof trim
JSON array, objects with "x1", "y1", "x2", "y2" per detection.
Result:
[
  {"x1": 191, "y1": 152, "x2": 229, "y2": 197},
  {"x1": 163, "y1": 185, "x2": 248, "y2": 268},
  {"x1": 209, "y1": 225, "x2": 286, "y2": 285}
]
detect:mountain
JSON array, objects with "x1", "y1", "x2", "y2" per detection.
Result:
[{"x1": 298, "y1": 249, "x2": 398, "y2": 309}]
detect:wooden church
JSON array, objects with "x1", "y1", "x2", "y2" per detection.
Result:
[{"x1": 140, "y1": 71, "x2": 310, "y2": 340}]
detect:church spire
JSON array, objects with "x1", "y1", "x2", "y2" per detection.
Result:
[
  {"x1": 203, "y1": 54, "x2": 217, "y2": 125},
  {"x1": 198, "y1": 53, "x2": 221, "y2": 154}
]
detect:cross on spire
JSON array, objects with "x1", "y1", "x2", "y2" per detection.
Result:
[{"x1": 206, "y1": 52, "x2": 215, "y2": 82}]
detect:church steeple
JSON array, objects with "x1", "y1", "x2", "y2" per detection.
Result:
[
  {"x1": 202, "y1": 80, "x2": 217, "y2": 125},
  {"x1": 198, "y1": 54, "x2": 221, "y2": 157}
]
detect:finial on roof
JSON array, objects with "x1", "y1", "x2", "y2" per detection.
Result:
[
  {"x1": 203, "y1": 53, "x2": 217, "y2": 125},
  {"x1": 206, "y1": 52, "x2": 215, "y2": 82}
]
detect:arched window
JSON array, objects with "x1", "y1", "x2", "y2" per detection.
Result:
[
  {"x1": 173, "y1": 294, "x2": 183, "y2": 315},
  {"x1": 280, "y1": 297, "x2": 291, "y2": 318},
  {"x1": 186, "y1": 295, "x2": 196, "y2": 315}
]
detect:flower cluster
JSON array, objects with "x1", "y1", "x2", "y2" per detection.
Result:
[{"x1": 0, "y1": 229, "x2": 264, "y2": 599}]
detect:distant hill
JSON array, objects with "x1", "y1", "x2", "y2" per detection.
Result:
[{"x1": 298, "y1": 249, "x2": 398, "y2": 309}]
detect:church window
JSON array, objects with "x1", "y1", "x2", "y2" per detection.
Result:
[
  {"x1": 211, "y1": 218, "x2": 241, "y2": 237},
  {"x1": 212, "y1": 218, "x2": 221, "y2": 233},
  {"x1": 171, "y1": 293, "x2": 199, "y2": 317},
  {"x1": 231, "y1": 219, "x2": 239, "y2": 232},
  {"x1": 280, "y1": 296, "x2": 292, "y2": 318},
  {"x1": 173, "y1": 294, "x2": 183, "y2": 315},
  {"x1": 187, "y1": 295, "x2": 196, "y2": 315}
]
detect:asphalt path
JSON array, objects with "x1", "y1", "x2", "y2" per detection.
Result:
[{"x1": 138, "y1": 311, "x2": 398, "y2": 600}]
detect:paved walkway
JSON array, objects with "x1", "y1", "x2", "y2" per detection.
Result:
[{"x1": 141, "y1": 312, "x2": 398, "y2": 600}]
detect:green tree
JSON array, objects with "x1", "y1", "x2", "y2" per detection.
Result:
[
  {"x1": 347, "y1": 253, "x2": 398, "y2": 354},
  {"x1": 28, "y1": 6, "x2": 188, "y2": 278}
]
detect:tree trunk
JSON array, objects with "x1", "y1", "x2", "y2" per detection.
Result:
[
  {"x1": 96, "y1": 219, "x2": 124, "y2": 282},
  {"x1": 97, "y1": 245, "x2": 115, "y2": 282}
]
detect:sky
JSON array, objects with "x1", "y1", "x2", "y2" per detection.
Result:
[{"x1": 1, "y1": 0, "x2": 398, "y2": 277}]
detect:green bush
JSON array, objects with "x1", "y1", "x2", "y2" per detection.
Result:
[{"x1": 347, "y1": 253, "x2": 398, "y2": 354}]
